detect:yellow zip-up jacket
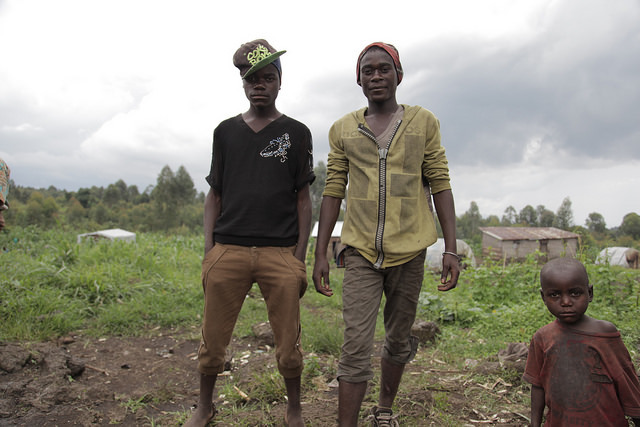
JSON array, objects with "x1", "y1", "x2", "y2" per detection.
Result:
[{"x1": 323, "y1": 105, "x2": 451, "y2": 269}]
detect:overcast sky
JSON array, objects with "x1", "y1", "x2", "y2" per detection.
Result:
[{"x1": 1, "y1": 0, "x2": 638, "y2": 227}]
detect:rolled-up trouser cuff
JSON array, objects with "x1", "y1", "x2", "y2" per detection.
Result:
[{"x1": 382, "y1": 335, "x2": 419, "y2": 365}]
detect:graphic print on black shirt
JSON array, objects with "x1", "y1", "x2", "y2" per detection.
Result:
[{"x1": 260, "y1": 133, "x2": 291, "y2": 162}]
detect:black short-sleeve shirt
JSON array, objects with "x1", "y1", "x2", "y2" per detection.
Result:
[{"x1": 206, "y1": 114, "x2": 315, "y2": 246}]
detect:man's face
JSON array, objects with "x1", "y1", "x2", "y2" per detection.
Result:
[
  {"x1": 242, "y1": 64, "x2": 280, "y2": 108},
  {"x1": 359, "y1": 48, "x2": 398, "y2": 103}
]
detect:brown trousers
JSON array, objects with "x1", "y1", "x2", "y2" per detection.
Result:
[
  {"x1": 338, "y1": 247, "x2": 425, "y2": 382},
  {"x1": 197, "y1": 243, "x2": 307, "y2": 378}
]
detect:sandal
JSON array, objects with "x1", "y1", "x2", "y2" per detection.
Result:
[{"x1": 368, "y1": 406, "x2": 400, "y2": 427}]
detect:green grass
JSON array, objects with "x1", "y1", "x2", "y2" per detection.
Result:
[
  {"x1": 0, "y1": 226, "x2": 204, "y2": 340},
  {"x1": 2, "y1": 226, "x2": 640, "y2": 425},
  {"x1": 2, "y1": 226, "x2": 639, "y2": 365}
]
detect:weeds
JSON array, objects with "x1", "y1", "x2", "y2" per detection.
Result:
[
  {"x1": 2, "y1": 226, "x2": 639, "y2": 425},
  {"x1": 119, "y1": 394, "x2": 149, "y2": 414}
]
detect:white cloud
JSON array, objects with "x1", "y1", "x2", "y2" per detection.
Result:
[{"x1": 0, "y1": 0, "x2": 638, "y2": 227}]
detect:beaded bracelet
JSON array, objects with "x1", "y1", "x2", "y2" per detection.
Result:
[{"x1": 442, "y1": 251, "x2": 460, "y2": 261}]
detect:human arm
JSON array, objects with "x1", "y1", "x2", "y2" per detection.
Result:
[
  {"x1": 530, "y1": 385, "x2": 545, "y2": 426},
  {"x1": 203, "y1": 188, "x2": 221, "y2": 255},
  {"x1": 312, "y1": 196, "x2": 342, "y2": 297},
  {"x1": 432, "y1": 189, "x2": 459, "y2": 291},
  {"x1": 294, "y1": 183, "x2": 312, "y2": 263}
]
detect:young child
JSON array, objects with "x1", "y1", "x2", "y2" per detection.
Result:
[{"x1": 524, "y1": 257, "x2": 640, "y2": 426}]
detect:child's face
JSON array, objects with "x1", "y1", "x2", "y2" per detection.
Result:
[{"x1": 540, "y1": 270, "x2": 593, "y2": 325}]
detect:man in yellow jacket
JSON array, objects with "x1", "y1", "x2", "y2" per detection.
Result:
[{"x1": 313, "y1": 42, "x2": 460, "y2": 427}]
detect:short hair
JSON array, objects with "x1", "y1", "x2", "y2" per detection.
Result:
[{"x1": 540, "y1": 257, "x2": 589, "y2": 288}]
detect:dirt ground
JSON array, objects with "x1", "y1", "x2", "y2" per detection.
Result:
[{"x1": 0, "y1": 327, "x2": 532, "y2": 426}]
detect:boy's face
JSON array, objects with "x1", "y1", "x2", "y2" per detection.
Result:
[
  {"x1": 242, "y1": 64, "x2": 280, "y2": 108},
  {"x1": 359, "y1": 48, "x2": 398, "y2": 104},
  {"x1": 540, "y1": 269, "x2": 593, "y2": 325}
]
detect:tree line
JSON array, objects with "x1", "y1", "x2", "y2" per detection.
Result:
[
  {"x1": 4, "y1": 165, "x2": 204, "y2": 233},
  {"x1": 3, "y1": 162, "x2": 640, "y2": 248}
]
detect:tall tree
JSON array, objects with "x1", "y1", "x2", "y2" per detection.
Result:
[
  {"x1": 485, "y1": 215, "x2": 501, "y2": 226},
  {"x1": 458, "y1": 201, "x2": 482, "y2": 239},
  {"x1": 149, "y1": 165, "x2": 197, "y2": 230},
  {"x1": 620, "y1": 212, "x2": 640, "y2": 239},
  {"x1": 66, "y1": 197, "x2": 86, "y2": 224},
  {"x1": 553, "y1": 197, "x2": 574, "y2": 230},
  {"x1": 585, "y1": 212, "x2": 606, "y2": 233},
  {"x1": 103, "y1": 182, "x2": 126, "y2": 205},
  {"x1": 127, "y1": 185, "x2": 141, "y2": 204},
  {"x1": 151, "y1": 165, "x2": 175, "y2": 205},
  {"x1": 536, "y1": 205, "x2": 555, "y2": 227},
  {"x1": 76, "y1": 188, "x2": 92, "y2": 209},
  {"x1": 501, "y1": 205, "x2": 517, "y2": 225},
  {"x1": 519, "y1": 205, "x2": 537, "y2": 226},
  {"x1": 151, "y1": 165, "x2": 177, "y2": 229},
  {"x1": 174, "y1": 165, "x2": 197, "y2": 205}
]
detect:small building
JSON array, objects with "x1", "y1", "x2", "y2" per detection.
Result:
[
  {"x1": 478, "y1": 227, "x2": 579, "y2": 262},
  {"x1": 77, "y1": 228, "x2": 136, "y2": 244}
]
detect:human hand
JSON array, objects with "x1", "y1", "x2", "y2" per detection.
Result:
[
  {"x1": 312, "y1": 256, "x2": 334, "y2": 297},
  {"x1": 439, "y1": 252, "x2": 460, "y2": 291}
]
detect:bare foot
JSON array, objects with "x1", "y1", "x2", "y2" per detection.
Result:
[
  {"x1": 285, "y1": 403, "x2": 303, "y2": 427},
  {"x1": 183, "y1": 404, "x2": 216, "y2": 427}
]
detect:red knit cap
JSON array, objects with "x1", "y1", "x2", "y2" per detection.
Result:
[{"x1": 356, "y1": 42, "x2": 403, "y2": 85}]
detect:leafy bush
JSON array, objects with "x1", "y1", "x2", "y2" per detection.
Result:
[{"x1": 417, "y1": 255, "x2": 640, "y2": 357}]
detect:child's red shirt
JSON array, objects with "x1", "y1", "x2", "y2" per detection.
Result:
[{"x1": 524, "y1": 319, "x2": 640, "y2": 426}]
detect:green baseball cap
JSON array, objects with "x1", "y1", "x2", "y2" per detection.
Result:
[{"x1": 233, "y1": 39, "x2": 286, "y2": 79}]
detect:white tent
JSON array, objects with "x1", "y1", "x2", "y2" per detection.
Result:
[
  {"x1": 425, "y1": 238, "x2": 476, "y2": 271},
  {"x1": 77, "y1": 228, "x2": 136, "y2": 244},
  {"x1": 595, "y1": 247, "x2": 639, "y2": 269}
]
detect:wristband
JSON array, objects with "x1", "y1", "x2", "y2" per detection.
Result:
[{"x1": 442, "y1": 251, "x2": 460, "y2": 261}]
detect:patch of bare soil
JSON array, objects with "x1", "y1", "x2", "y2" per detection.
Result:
[{"x1": 0, "y1": 329, "x2": 531, "y2": 426}]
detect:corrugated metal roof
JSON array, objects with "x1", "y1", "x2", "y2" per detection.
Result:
[{"x1": 478, "y1": 227, "x2": 579, "y2": 241}]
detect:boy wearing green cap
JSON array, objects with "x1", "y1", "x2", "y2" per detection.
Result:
[{"x1": 184, "y1": 39, "x2": 314, "y2": 427}]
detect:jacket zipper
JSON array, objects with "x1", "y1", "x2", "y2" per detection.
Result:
[{"x1": 358, "y1": 119, "x2": 402, "y2": 269}]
